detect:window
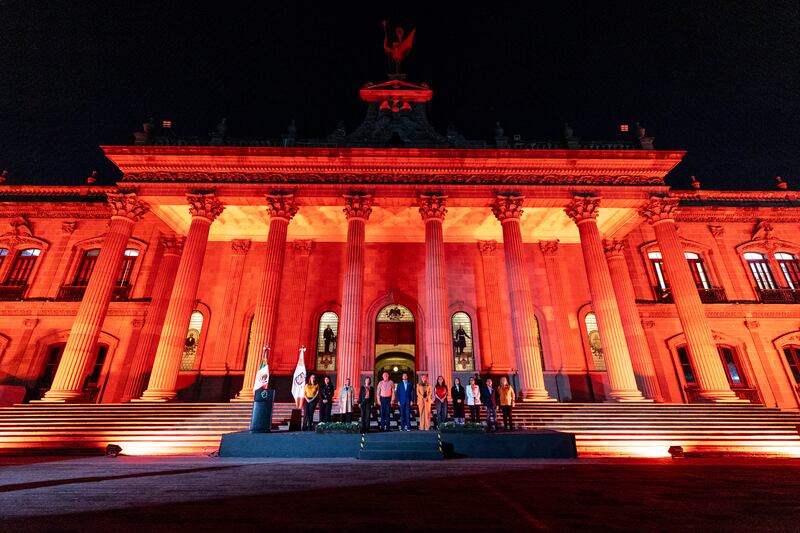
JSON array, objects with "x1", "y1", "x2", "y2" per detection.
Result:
[
  {"x1": 36, "y1": 344, "x2": 65, "y2": 392},
  {"x1": 676, "y1": 345, "x2": 697, "y2": 384},
  {"x1": 0, "y1": 248, "x2": 8, "y2": 270},
  {"x1": 648, "y1": 251, "x2": 668, "y2": 291},
  {"x1": 180, "y1": 311, "x2": 204, "y2": 370},
  {"x1": 3, "y1": 248, "x2": 41, "y2": 286},
  {"x1": 685, "y1": 252, "x2": 710, "y2": 289},
  {"x1": 744, "y1": 252, "x2": 776, "y2": 290},
  {"x1": 73, "y1": 249, "x2": 100, "y2": 285},
  {"x1": 584, "y1": 312, "x2": 605, "y2": 370},
  {"x1": 85, "y1": 346, "x2": 109, "y2": 388},
  {"x1": 775, "y1": 252, "x2": 800, "y2": 290},
  {"x1": 315, "y1": 311, "x2": 339, "y2": 371},
  {"x1": 717, "y1": 345, "x2": 746, "y2": 387},
  {"x1": 452, "y1": 311, "x2": 475, "y2": 372},
  {"x1": 782, "y1": 345, "x2": 800, "y2": 383},
  {"x1": 117, "y1": 249, "x2": 139, "y2": 286}
]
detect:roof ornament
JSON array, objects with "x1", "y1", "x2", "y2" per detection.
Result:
[
  {"x1": 690, "y1": 175, "x2": 701, "y2": 189},
  {"x1": 776, "y1": 176, "x2": 788, "y2": 190},
  {"x1": 382, "y1": 21, "x2": 416, "y2": 77}
]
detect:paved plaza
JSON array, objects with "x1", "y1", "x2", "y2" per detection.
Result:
[{"x1": 1, "y1": 456, "x2": 800, "y2": 531}]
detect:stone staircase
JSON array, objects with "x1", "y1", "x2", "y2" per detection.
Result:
[
  {"x1": 358, "y1": 431, "x2": 443, "y2": 460},
  {"x1": 0, "y1": 402, "x2": 799, "y2": 457}
]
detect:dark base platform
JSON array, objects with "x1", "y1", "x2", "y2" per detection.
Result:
[{"x1": 219, "y1": 430, "x2": 577, "y2": 459}]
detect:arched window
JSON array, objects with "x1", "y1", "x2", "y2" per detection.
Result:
[
  {"x1": 584, "y1": 312, "x2": 605, "y2": 370},
  {"x1": 775, "y1": 252, "x2": 800, "y2": 290},
  {"x1": 3, "y1": 248, "x2": 41, "y2": 286},
  {"x1": 782, "y1": 345, "x2": 800, "y2": 383},
  {"x1": 676, "y1": 344, "x2": 747, "y2": 388},
  {"x1": 647, "y1": 251, "x2": 668, "y2": 292},
  {"x1": 744, "y1": 252, "x2": 776, "y2": 290},
  {"x1": 0, "y1": 248, "x2": 8, "y2": 270},
  {"x1": 117, "y1": 249, "x2": 139, "y2": 286},
  {"x1": 315, "y1": 311, "x2": 339, "y2": 371},
  {"x1": 684, "y1": 252, "x2": 710, "y2": 289},
  {"x1": 452, "y1": 311, "x2": 475, "y2": 372},
  {"x1": 180, "y1": 311, "x2": 204, "y2": 370},
  {"x1": 73, "y1": 249, "x2": 100, "y2": 285}
]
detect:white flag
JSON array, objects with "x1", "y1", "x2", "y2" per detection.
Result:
[{"x1": 291, "y1": 347, "x2": 307, "y2": 403}]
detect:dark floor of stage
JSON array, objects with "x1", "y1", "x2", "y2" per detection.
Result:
[{"x1": 1, "y1": 456, "x2": 800, "y2": 531}]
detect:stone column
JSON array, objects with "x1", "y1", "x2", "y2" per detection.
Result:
[
  {"x1": 603, "y1": 239, "x2": 663, "y2": 401},
  {"x1": 207, "y1": 239, "x2": 251, "y2": 371},
  {"x1": 639, "y1": 196, "x2": 741, "y2": 402},
  {"x1": 140, "y1": 193, "x2": 223, "y2": 401},
  {"x1": 492, "y1": 195, "x2": 553, "y2": 401},
  {"x1": 337, "y1": 194, "x2": 372, "y2": 393},
  {"x1": 565, "y1": 196, "x2": 645, "y2": 401},
  {"x1": 237, "y1": 194, "x2": 297, "y2": 400},
  {"x1": 121, "y1": 235, "x2": 184, "y2": 401},
  {"x1": 42, "y1": 193, "x2": 149, "y2": 402},
  {"x1": 419, "y1": 194, "x2": 452, "y2": 383}
]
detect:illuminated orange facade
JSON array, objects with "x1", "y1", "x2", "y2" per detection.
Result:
[{"x1": 2, "y1": 77, "x2": 800, "y2": 411}]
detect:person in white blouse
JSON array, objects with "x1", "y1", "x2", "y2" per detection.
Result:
[{"x1": 466, "y1": 376, "x2": 482, "y2": 423}]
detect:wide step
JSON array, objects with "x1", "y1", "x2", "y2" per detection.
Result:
[{"x1": 358, "y1": 431, "x2": 442, "y2": 460}]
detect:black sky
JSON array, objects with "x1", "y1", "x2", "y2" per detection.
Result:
[{"x1": 0, "y1": 1, "x2": 798, "y2": 189}]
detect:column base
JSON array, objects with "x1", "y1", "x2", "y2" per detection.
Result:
[
  {"x1": 608, "y1": 390, "x2": 651, "y2": 402},
  {"x1": 231, "y1": 394, "x2": 254, "y2": 403},
  {"x1": 135, "y1": 390, "x2": 178, "y2": 402},
  {"x1": 520, "y1": 389, "x2": 558, "y2": 402},
  {"x1": 37, "y1": 390, "x2": 86, "y2": 403},
  {"x1": 698, "y1": 389, "x2": 750, "y2": 403}
]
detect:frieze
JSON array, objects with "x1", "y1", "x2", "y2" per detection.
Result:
[
  {"x1": 121, "y1": 172, "x2": 664, "y2": 186},
  {"x1": 638, "y1": 305, "x2": 800, "y2": 320},
  {"x1": 0, "y1": 208, "x2": 113, "y2": 219}
]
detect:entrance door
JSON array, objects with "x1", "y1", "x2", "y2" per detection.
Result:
[{"x1": 374, "y1": 304, "x2": 416, "y2": 385}]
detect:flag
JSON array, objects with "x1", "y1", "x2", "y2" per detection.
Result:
[
  {"x1": 291, "y1": 347, "x2": 307, "y2": 403},
  {"x1": 252, "y1": 360, "x2": 270, "y2": 392}
]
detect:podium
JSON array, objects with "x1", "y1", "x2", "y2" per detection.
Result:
[{"x1": 249, "y1": 389, "x2": 275, "y2": 433}]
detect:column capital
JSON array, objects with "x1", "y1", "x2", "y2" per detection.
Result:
[
  {"x1": 107, "y1": 192, "x2": 150, "y2": 222},
  {"x1": 564, "y1": 195, "x2": 601, "y2": 225},
  {"x1": 293, "y1": 239, "x2": 313, "y2": 255},
  {"x1": 539, "y1": 240, "x2": 559, "y2": 256},
  {"x1": 418, "y1": 194, "x2": 448, "y2": 221},
  {"x1": 477, "y1": 240, "x2": 497, "y2": 256},
  {"x1": 266, "y1": 193, "x2": 298, "y2": 221},
  {"x1": 231, "y1": 239, "x2": 252, "y2": 255},
  {"x1": 638, "y1": 195, "x2": 679, "y2": 225},
  {"x1": 186, "y1": 193, "x2": 224, "y2": 222},
  {"x1": 709, "y1": 225, "x2": 725, "y2": 238},
  {"x1": 343, "y1": 194, "x2": 373, "y2": 221},
  {"x1": 160, "y1": 235, "x2": 185, "y2": 256},
  {"x1": 603, "y1": 238, "x2": 626, "y2": 258},
  {"x1": 491, "y1": 194, "x2": 524, "y2": 222}
]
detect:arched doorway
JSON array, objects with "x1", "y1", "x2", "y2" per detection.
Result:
[{"x1": 374, "y1": 304, "x2": 415, "y2": 384}]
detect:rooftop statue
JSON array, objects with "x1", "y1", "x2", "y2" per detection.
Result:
[{"x1": 382, "y1": 21, "x2": 415, "y2": 75}]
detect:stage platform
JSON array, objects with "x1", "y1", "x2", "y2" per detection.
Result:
[{"x1": 219, "y1": 430, "x2": 578, "y2": 459}]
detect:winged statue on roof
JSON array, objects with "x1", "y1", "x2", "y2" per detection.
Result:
[{"x1": 383, "y1": 21, "x2": 416, "y2": 75}]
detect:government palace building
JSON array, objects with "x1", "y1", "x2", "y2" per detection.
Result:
[{"x1": 2, "y1": 72, "x2": 800, "y2": 416}]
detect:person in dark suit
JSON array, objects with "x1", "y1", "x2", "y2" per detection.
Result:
[
  {"x1": 395, "y1": 373, "x2": 415, "y2": 431},
  {"x1": 451, "y1": 377, "x2": 466, "y2": 424},
  {"x1": 358, "y1": 376, "x2": 374, "y2": 432},
  {"x1": 481, "y1": 377, "x2": 497, "y2": 431},
  {"x1": 319, "y1": 376, "x2": 334, "y2": 423}
]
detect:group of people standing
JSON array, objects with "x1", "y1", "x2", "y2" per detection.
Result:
[{"x1": 301, "y1": 372, "x2": 516, "y2": 432}]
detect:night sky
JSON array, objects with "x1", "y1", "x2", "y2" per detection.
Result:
[{"x1": 0, "y1": 2, "x2": 797, "y2": 189}]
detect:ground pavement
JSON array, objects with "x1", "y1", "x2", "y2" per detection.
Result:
[{"x1": 1, "y1": 456, "x2": 799, "y2": 531}]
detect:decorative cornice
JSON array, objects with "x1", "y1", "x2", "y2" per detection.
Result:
[
  {"x1": 230, "y1": 239, "x2": 251, "y2": 255},
  {"x1": 266, "y1": 193, "x2": 298, "y2": 221},
  {"x1": 0, "y1": 185, "x2": 116, "y2": 198},
  {"x1": 418, "y1": 194, "x2": 448, "y2": 221},
  {"x1": 477, "y1": 240, "x2": 497, "y2": 256},
  {"x1": 538, "y1": 240, "x2": 559, "y2": 256},
  {"x1": 107, "y1": 192, "x2": 149, "y2": 222},
  {"x1": 603, "y1": 238, "x2": 625, "y2": 257},
  {"x1": 343, "y1": 194, "x2": 373, "y2": 221},
  {"x1": 638, "y1": 195, "x2": 680, "y2": 225},
  {"x1": 491, "y1": 194, "x2": 524, "y2": 222},
  {"x1": 186, "y1": 193, "x2": 224, "y2": 222},
  {"x1": 564, "y1": 195, "x2": 601, "y2": 225},
  {"x1": 161, "y1": 235, "x2": 185, "y2": 256},
  {"x1": 120, "y1": 171, "x2": 664, "y2": 186}
]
